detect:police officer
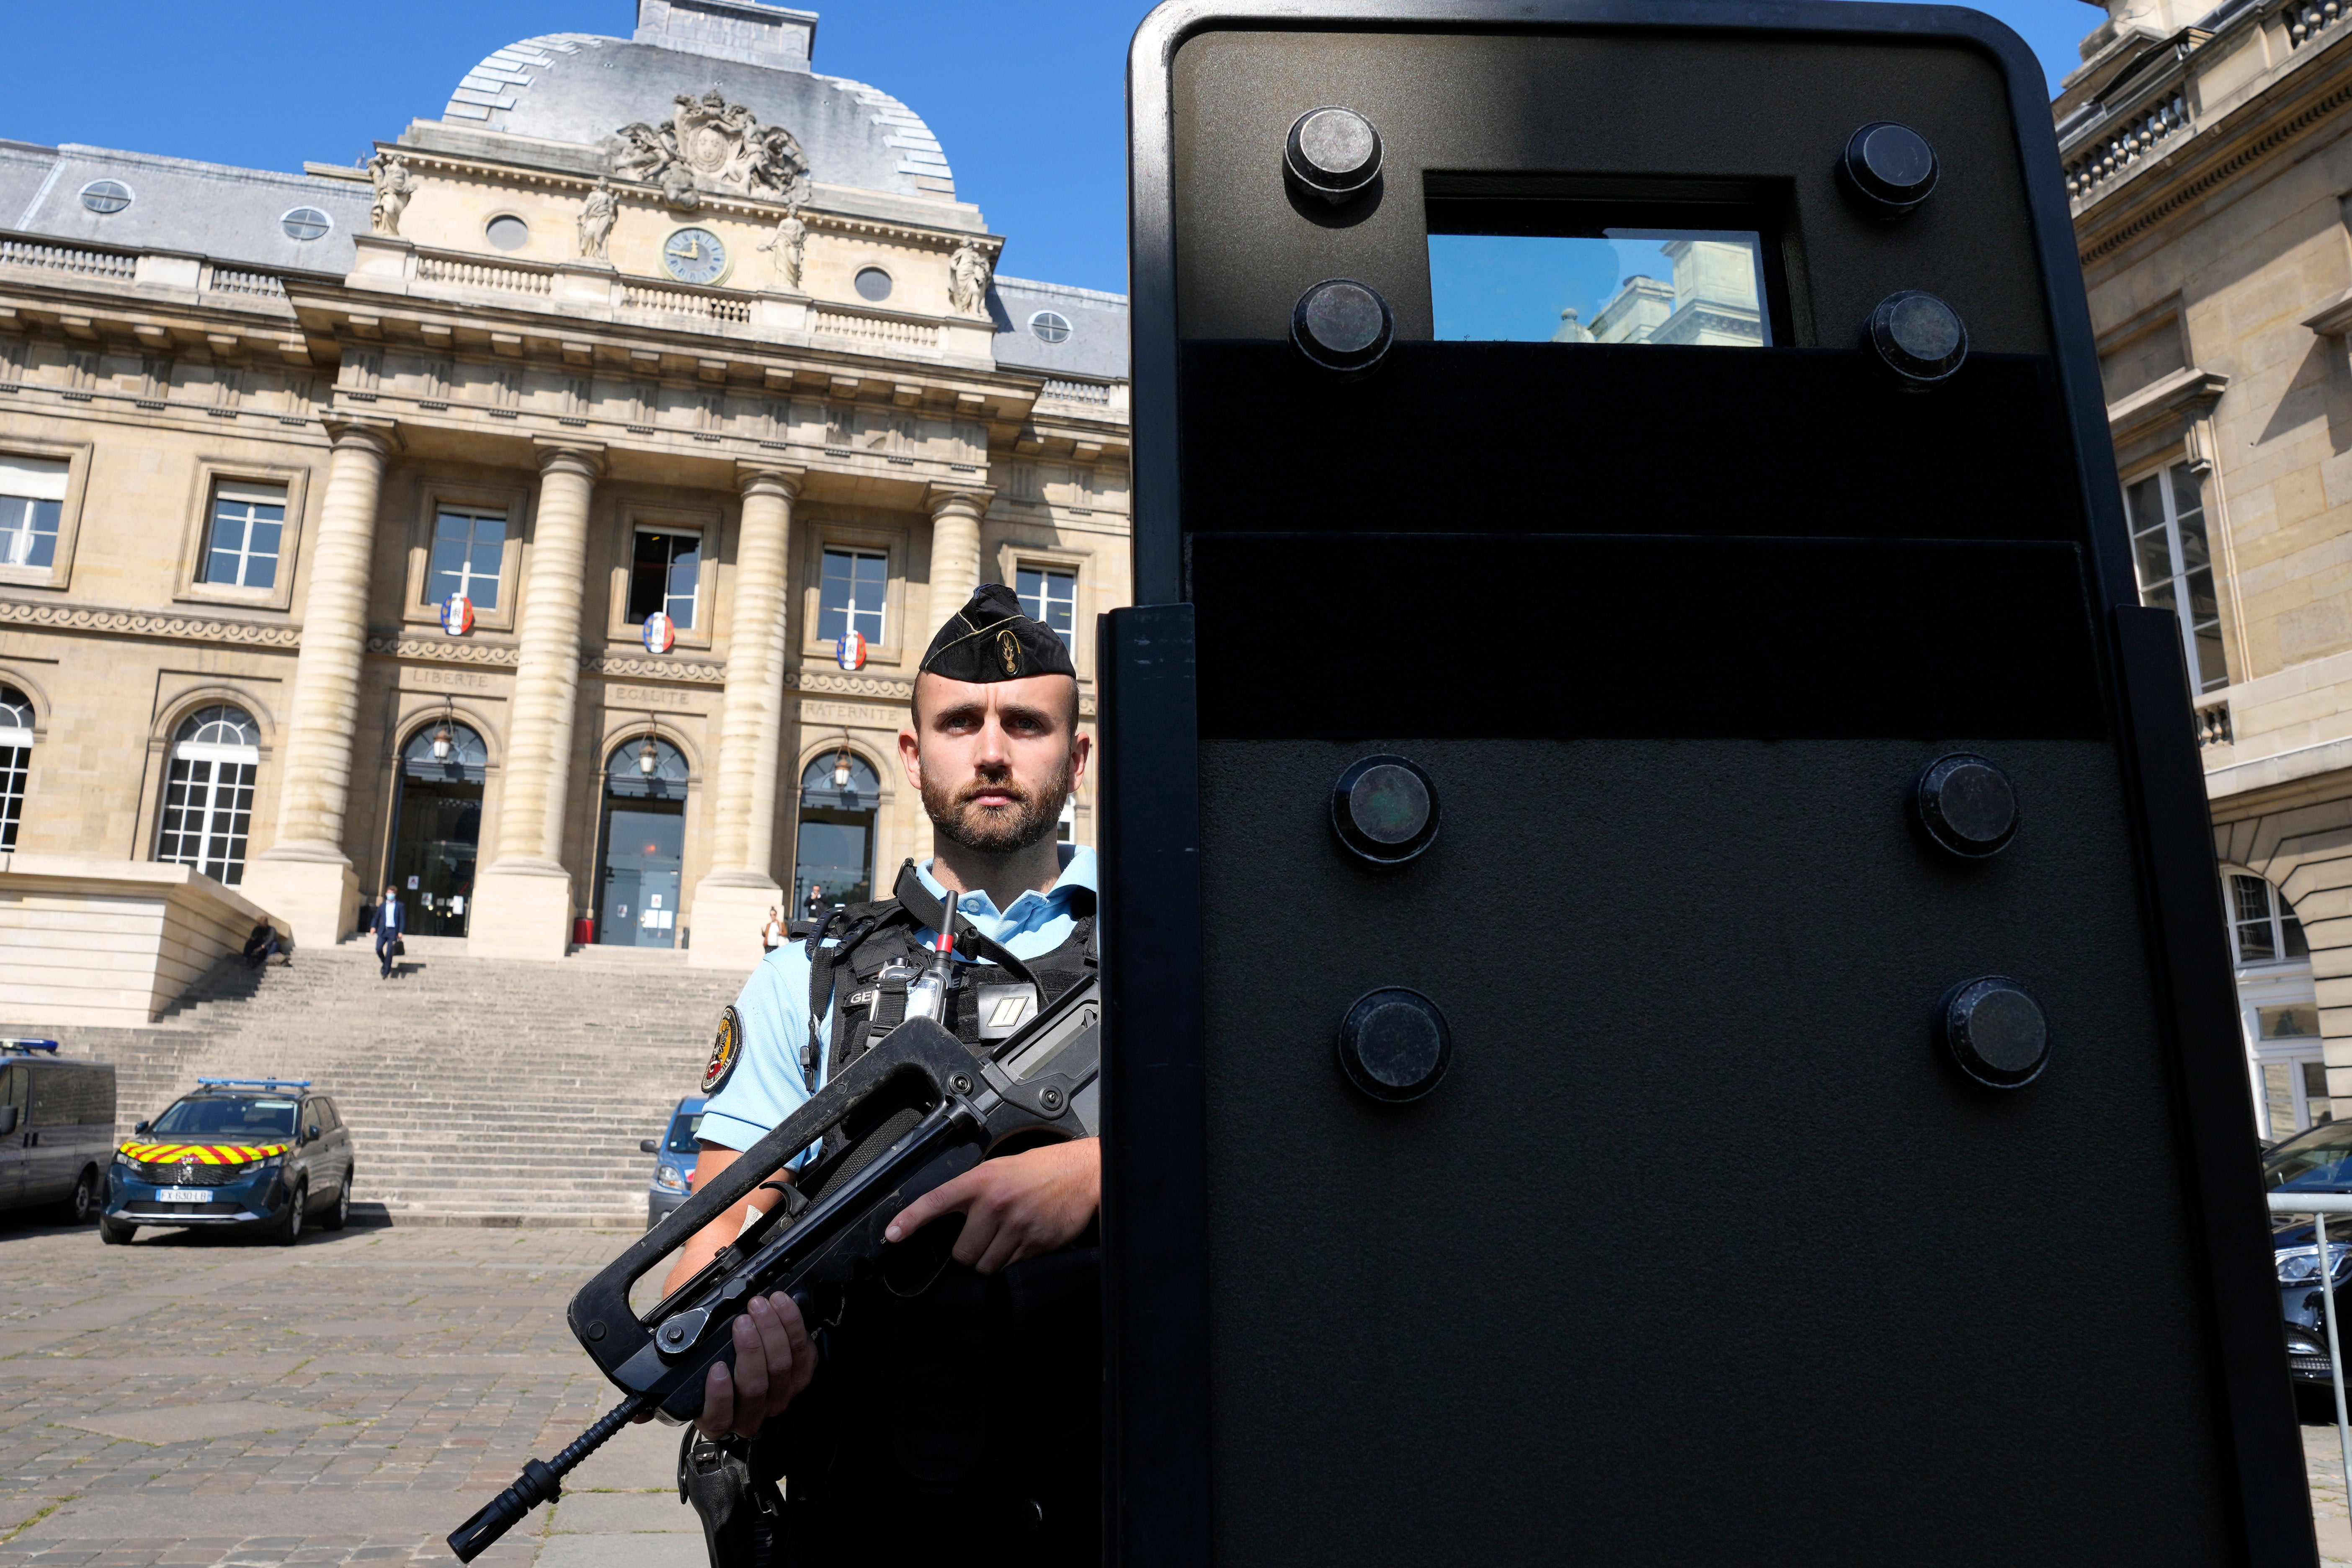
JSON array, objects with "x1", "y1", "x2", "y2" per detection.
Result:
[{"x1": 662, "y1": 583, "x2": 1101, "y2": 1564}]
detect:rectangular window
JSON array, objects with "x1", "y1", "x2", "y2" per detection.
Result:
[
  {"x1": 157, "y1": 754, "x2": 256, "y2": 885},
  {"x1": 0, "y1": 455, "x2": 66, "y2": 570},
  {"x1": 628, "y1": 529, "x2": 701, "y2": 627},
  {"x1": 200, "y1": 480, "x2": 288, "y2": 591},
  {"x1": 2261, "y1": 1004, "x2": 2321, "y2": 1040},
  {"x1": 819, "y1": 548, "x2": 887, "y2": 647},
  {"x1": 1017, "y1": 566, "x2": 1078, "y2": 649},
  {"x1": 428, "y1": 507, "x2": 507, "y2": 609},
  {"x1": 2125, "y1": 464, "x2": 2228, "y2": 694}
]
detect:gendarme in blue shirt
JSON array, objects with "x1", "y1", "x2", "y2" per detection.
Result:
[{"x1": 699, "y1": 844, "x2": 1096, "y2": 1154}]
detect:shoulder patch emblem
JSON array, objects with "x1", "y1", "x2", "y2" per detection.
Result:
[
  {"x1": 703, "y1": 1005, "x2": 743, "y2": 1094},
  {"x1": 998, "y1": 627, "x2": 1020, "y2": 676}
]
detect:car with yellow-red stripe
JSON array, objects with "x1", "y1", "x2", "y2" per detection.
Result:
[{"x1": 100, "y1": 1076, "x2": 355, "y2": 1244}]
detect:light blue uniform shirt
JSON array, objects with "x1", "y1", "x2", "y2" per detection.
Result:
[{"x1": 698, "y1": 844, "x2": 1097, "y2": 1155}]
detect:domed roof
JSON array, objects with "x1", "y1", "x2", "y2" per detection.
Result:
[{"x1": 439, "y1": 23, "x2": 954, "y2": 203}]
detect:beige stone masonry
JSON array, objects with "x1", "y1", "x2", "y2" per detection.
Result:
[
  {"x1": 468, "y1": 442, "x2": 602, "y2": 961},
  {"x1": 0, "y1": 855, "x2": 285, "y2": 1026},
  {"x1": 920, "y1": 484, "x2": 991, "y2": 651},
  {"x1": 691, "y1": 464, "x2": 803, "y2": 973},
  {"x1": 239, "y1": 420, "x2": 396, "y2": 947}
]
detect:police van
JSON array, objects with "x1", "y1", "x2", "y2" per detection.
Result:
[
  {"x1": 0, "y1": 1039, "x2": 116, "y2": 1223},
  {"x1": 101, "y1": 1077, "x2": 356, "y2": 1244}
]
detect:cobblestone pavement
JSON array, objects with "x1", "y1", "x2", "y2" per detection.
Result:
[
  {"x1": 11, "y1": 1214, "x2": 2352, "y2": 1564},
  {"x1": 0, "y1": 1218, "x2": 699, "y2": 1568}
]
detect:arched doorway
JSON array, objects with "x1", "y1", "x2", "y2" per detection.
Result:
[
  {"x1": 598, "y1": 735, "x2": 689, "y2": 949},
  {"x1": 155, "y1": 704, "x2": 259, "y2": 885},
  {"x1": 0, "y1": 684, "x2": 32, "y2": 851},
  {"x1": 794, "y1": 749, "x2": 879, "y2": 917},
  {"x1": 2227, "y1": 867, "x2": 2324, "y2": 1138},
  {"x1": 388, "y1": 717, "x2": 485, "y2": 937}
]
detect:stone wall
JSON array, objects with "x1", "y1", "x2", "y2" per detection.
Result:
[{"x1": 0, "y1": 854, "x2": 284, "y2": 1025}]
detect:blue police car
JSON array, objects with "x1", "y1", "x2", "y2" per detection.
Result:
[
  {"x1": 640, "y1": 1096, "x2": 706, "y2": 1228},
  {"x1": 101, "y1": 1077, "x2": 356, "y2": 1245}
]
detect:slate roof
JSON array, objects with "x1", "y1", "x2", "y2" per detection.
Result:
[
  {"x1": 441, "y1": 32, "x2": 955, "y2": 202},
  {"x1": 0, "y1": 140, "x2": 368, "y2": 275},
  {"x1": 989, "y1": 276, "x2": 1128, "y2": 383}
]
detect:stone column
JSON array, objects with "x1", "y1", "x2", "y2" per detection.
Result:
[
  {"x1": 690, "y1": 464, "x2": 804, "y2": 971},
  {"x1": 922, "y1": 485, "x2": 993, "y2": 644},
  {"x1": 467, "y1": 441, "x2": 603, "y2": 961},
  {"x1": 240, "y1": 420, "x2": 396, "y2": 947}
]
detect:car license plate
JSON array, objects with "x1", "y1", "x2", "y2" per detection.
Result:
[{"x1": 156, "y1": 1188, "x2": 213, "y2": 1202}]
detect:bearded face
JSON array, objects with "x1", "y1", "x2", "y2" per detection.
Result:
[{"x1": 920, "y1": 750, "x2": 1071, "y2": 854}]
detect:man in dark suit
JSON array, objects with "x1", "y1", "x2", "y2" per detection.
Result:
[{"x1": 373, "y1": 884, "x2": 405, "y2": 978}]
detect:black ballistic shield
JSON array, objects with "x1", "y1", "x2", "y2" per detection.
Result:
[{"x1": 1101, "y1": 3, "x2": 2315, "y2": 1564}]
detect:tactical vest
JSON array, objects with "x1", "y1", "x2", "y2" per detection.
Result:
[
  {"x1": 759, "y1": 859, "x2": 1101, "y2": 1542},
  {"x1": 802, "y1": 859, "x2": 1096, "y2": 1091}
]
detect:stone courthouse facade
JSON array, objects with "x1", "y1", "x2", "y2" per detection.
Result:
[
  {"x1": 0, "y1": 0, "x2": 1129, "y2": 1019},
  {"x1": 2061, "y1": 0, "x2": 2352, "y2": 1135}
]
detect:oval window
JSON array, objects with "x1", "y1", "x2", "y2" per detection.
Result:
[
  {"x1": 281, "y1": 206, "x2": 331, "y2": 242},
  {"x1": 485, "y1": 215, "x2": 530, "y2": 251},
  {"x1": 1029, "y1": 311, "x2": 1072, "y2": 345},
  {"x1": 79, "y1": 179, "x2": 132, "y2": 215},
  {"x1": 853, "y1": 267, "x2": 893, "y2": 303}
]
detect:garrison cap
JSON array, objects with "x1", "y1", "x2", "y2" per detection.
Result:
[{"x1": 919, "y1": 582, "x2": 1077, "y2": 683}]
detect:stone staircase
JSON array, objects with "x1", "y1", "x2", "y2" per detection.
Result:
[{"x1": 4, "y1": 937, "x2": 753, "y2": 1225}]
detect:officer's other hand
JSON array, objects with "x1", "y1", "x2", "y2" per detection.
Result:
[
  {"x1": 883, "y1": 1135, "x2": 1099, "y2": 1275},
  {"x1": 694, "y1": 1290, "x2": 815, "y2": 1442}
]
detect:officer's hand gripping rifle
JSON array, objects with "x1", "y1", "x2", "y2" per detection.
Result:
[{"x1": 445, "y1": 975, "x2": 1100, "y2": 1561}]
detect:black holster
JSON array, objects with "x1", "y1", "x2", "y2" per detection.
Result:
[{"x1": 678, "y1": 1429, "x2": 783, "y2": 1568}]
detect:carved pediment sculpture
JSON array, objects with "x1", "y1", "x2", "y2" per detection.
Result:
[{"x1": 605, "y1": 85, "x2": 810, "y2": 210}]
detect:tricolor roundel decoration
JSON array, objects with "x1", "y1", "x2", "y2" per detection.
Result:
[
  {"x1": 440, "y1": 593, "x2": 474, "y2": 636},
  {"x1": 836, "y1": 630, "x2": 868, "y2": 671},
  {"x1": 642, "y1": 612, "x2": 677, "y2": 655},
  {"x1": 703, "y1": 1005, "x2": 743, "y2": 1093}
]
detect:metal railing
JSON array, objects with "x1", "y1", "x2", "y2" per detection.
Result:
[{"x1": 2270, "y1": 1190, "x2": 2352, "y2": 1492}]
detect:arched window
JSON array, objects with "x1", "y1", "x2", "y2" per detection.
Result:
[
  {"x1": 2228, "y1": 871, "x2": 2308, "y2": 967},
  {"x1": 402, "y1": 718, "x2": 488, "y2": 783},
  {"x1": 391, "y1": 719, "x2": 487, "y2": 937},
  {"x1": 607, "y1": 735, "x2": 689, "y2": 799},
  {"x1": 0, "y1": 683, "x2": 31, "y2": 850},
  {"x1": 597, "y1": 735, "x2": 690, "y2": 949},
  {"x1": 796, "y1": 749, "x2": 880, "y2": 913},
  {"x1": 157, "y1": 704, "x2": 259, "y2": 884}
]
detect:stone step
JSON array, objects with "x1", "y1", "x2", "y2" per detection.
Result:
[{"x1": 9, "y1": 941, "x2": 759, "y2": 1222}]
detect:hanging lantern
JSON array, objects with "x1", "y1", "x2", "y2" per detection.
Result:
[
  {"x1": 642, "y1": 611, "x2": 676, "y2": 654},
  {"x1": 431, "y1": 721, "x2": 454, "y2": 763},
  {"x1": 836, "y1": 629, "x2": 867, "y2": 671},
  {"x1": 832, "y1": 745, "x2": 853, "y2": 790},
  {"x1": 439, "y1": 593, "x2": 475, "y2": 636},
  {"x1": 639, "y1": 734, "x2": 660, "y2": 776}
]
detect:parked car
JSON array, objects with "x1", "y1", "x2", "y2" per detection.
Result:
[
  {"x1": 2263, "y1": 1120, "x2": 2352, "y2": 1397},
  {"x1": 642, "y1": 1096, "x2": 707, "y2": 1228},
  {"x1": 101, "y1": 1076, "x2": 356, "y2": 1245},
  {"x1": 0, "y1": 1038, "x2": 116, "y2": 1223}
]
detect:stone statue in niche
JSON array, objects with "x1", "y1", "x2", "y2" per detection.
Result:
[
  {"x1": 948, "y1": 240, "x2": 994, "y2": 317},
  {"x1": 756, "y1": 202, "x2": 807, "y2": 291},
  {"x1": 367, "y1": 151, "x2": 415, "y2": 236},
  {"x1": 577, "y1": 177, "x2": 618, "y2": 262},
  {"x1": 605, "y1": 85, "x2": 810, "y2": 207}
]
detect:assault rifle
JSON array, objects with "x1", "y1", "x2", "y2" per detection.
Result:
[{"x1": 446, "y1": 974, "x2": 1101, "y2": 1561}]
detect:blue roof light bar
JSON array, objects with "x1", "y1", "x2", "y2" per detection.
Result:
[
  {"x1": 0, "y1": 1038, "x2": 61, "y2": 1054},
  {"x1": 196, "y1": 1076, "x2": 313, "y2": 1090}
]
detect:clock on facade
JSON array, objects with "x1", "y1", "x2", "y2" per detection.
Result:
[{"x1": 661, "y1": 226, "x2": 730, "y2": 285}]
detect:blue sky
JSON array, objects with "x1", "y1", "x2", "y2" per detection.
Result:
[{"x1": 0, "y1": 2, "x2": 2094, "y2": 297}]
